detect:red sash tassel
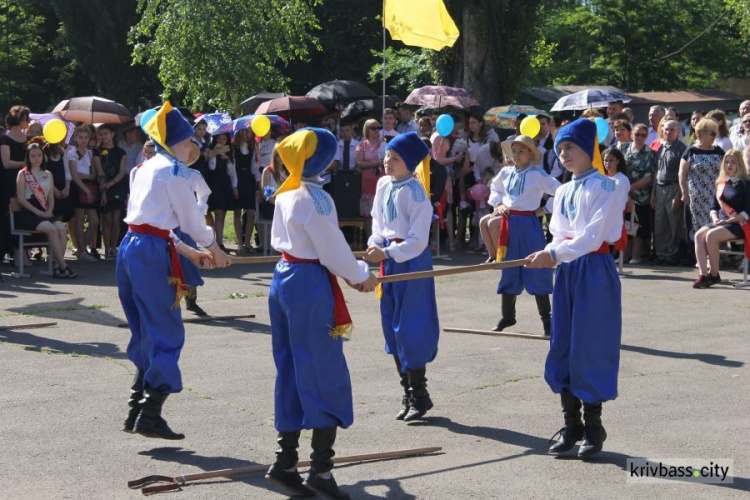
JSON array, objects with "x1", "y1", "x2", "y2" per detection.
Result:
[
  {"x1": 496, "y1": 210, "x2": 535, "y2": 261},
  {"x1": 282, "y1": 251, "x2": 353, "y2": 338}
]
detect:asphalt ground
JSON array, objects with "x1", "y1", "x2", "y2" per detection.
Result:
[{"x1": 0, "y1": 253, "x2": 748, "y2": 499}]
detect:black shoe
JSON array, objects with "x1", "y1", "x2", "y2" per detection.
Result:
[
  {"x1": 403, "y1": 368, "x2": 433, "y2": 421},
  {"x1": 577, "y1": 402, "x2": 605, "y2": 457},
  {"x1": 492, "y1": 294, "x2": 517, "y2": 331},
  {"x1": 265, "y1": 464, "x2": 316, "y2": 497},
  {"x1": 185, "y1": 297, "x2": 208, "y2": 316},
  {"x1": 578, "y1": 426, "x2": 607, "y2": 458},
  {"x1": 304, "y1": 472, "x2": 350, "y2": 499},
  {"x1": 134, "y1": 389, "x2": 185, "y2": 440},
  {"x1": 492, "y1": 318, "x2": 517, "y2": 332},
  {"x1": 393, "y1": 355, "x2": 410, "y2": 420},
  {"x1": 535, "y1": 295, "x2": 552, "y2": 337},
  {"x1": 123, "y1": 369, "x2": 144, "y2": 433},
  {"x1": 548, "y1": 390, "x2": 583, "y2": 453}
]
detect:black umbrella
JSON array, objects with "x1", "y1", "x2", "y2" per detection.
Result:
[
  {"x1": 341, "y1": 96, "x2": 399, "y2": 121},
  {"x1": 306, "y1": 80, "x2": 376, "y2": 108},
  {"x1": 240, "y1": 92, "x2": 288, "y2": 114},
  {"x1": 52, "y1": 96, "x2": 133, "y2": 124}
]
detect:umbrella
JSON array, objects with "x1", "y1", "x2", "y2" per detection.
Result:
[
  {"x1": 340, "y1": 96, "x2": 399, "y2": 121},
  {"x1": 484, "y1": 104, "x2": 549, "y2": 129},
  {"x1": 550, "y1": 89, "x2": 631, "y2": 112},
  {"x1": 255, "y1": 96, "x2": 327, "y2": 124},
  {"x1": 240, "y1": 92, "x2": 288, "y2": 114},
  {"x1": 212, "y1": 114, "x2": 291, "y2": 136},
  {"x1": 404, "y1": 86, "x2": 479, "y2": 110},
  {"x1": 306, "y1": 80, "x2": 377, "y2": 107},
  {"x1": 52, "y1": 96, "x2": 133, "y2": 124},
  {"x1": 194, "y1": 112, "x2": 233, "y2": 135},
  {"x1": 29, "y1": 113, "x2": 75, "y2": 144}
]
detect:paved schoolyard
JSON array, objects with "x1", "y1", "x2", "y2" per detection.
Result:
[{"x1": 0, "y1": 254, "x2": 748, "y2": 499}]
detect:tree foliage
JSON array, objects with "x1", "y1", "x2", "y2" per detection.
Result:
[
  {"x1": 369, "y1": 47, "x2": 440, "y2": 98},
  {"x1": 1, "y1": 1, "x2": 46, "y2": 112},
  {"x1": 725, "y1": 0, "x2": 750, "y2": 42},
  {"x1": 130, "y1": 0, "x2": 321, "y2": 113},
  {"x1": 528, "y1": 0, "x2": 750, "y2": 92}
]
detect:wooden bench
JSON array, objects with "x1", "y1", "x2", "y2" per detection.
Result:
[{"x1": 9, "y1": 199, "x2": 54, "y2": 278}]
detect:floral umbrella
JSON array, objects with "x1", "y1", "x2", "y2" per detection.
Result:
[
  {"x1": 404, "y1": 85, "x2": 479, "y2": 110},
  {"x1": 212, "y1": 114, "x2": 291, "y2": 136},
  {"x1": 484, "y1": 104, "x2": 549, "y2": 129}
]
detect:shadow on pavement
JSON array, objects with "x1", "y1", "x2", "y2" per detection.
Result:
[
  {"x1": 0, "y1": 328, "x2": 126, "y2": 358},
  {"x1": 621, "y1": 344, "x2": 744, "y2": 368}
]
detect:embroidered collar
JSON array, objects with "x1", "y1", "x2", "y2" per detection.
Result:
[
  {"x1": 391, "y1": 175, "x2": 413, "y2": 187},
  {"x1": 301, "y1": 177, "x2": 325, "y2": 188},
  {"x1": 572, "y1": 168, "x2": 597, "y2": 182}
]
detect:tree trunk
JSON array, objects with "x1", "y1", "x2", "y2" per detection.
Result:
[{"x1": 440, "y1": 0, "x2": 541, "y2": 107}]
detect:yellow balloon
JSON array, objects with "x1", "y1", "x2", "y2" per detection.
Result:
[
  {"x1": 251, "y1": 115, "x2": 271, "y2": 137},
  {"x1": 519, "y1": 116, "x2": 541, "y2": 138},
  {"x1": 43, "y1": 118, "x2": 67, "y2": 144}
]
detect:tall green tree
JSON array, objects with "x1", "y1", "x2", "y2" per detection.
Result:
[
  {"x1": 726, "y1": 0, "x2": 750, "y2": 42},
  {"x1": 50, "y1": 0, "x2": 161, "y2": 109},
  {"x1": 527, "y1": 0, "x2": 749, "y2": 92},
  {"x1": 130, "y1": 0, "x2": 321, "y2": 113},
  {"x1": 1, "y1": 0, "x2": 46, "y2": 112}
]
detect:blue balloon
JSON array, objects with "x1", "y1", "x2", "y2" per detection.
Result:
[
  {"x1": 436, "y1": 114, "x2": 455, "y2": 137},
  {"x1": 594, "y1": 117, "x2": 609, "y2": 144},
  {"x1": 140, "y1": 108, "x2": 158, "y2": 134}
]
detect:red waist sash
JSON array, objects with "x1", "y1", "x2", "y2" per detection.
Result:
[
  {"x1": 497, "y1": 210, "x2": 536, "y2": 261},
  {"x1": 565, "y1": 237, "x2": 610, "y2": 255},
  {"x1": 128, "y1": 224, "x2": 188, "y2": 309},
  {"x1": 282, "y1": 251, "x2": 352, "y2": 337}
]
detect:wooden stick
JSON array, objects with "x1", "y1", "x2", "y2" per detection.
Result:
[
  {"x1": 232, "y1": 251, "x2": 368, "y2": 265},
  {"x1": 444, "y1": 327, "x2": 548, "y2": 341},
  {"x1": 116, "y1": 314, "x2": 256, "y2": 328},
  {"x1": 0, "y1": 322, "x2": 57, "y2": 331},
  {"x1": 129, "y1": 446, "x2": 442, "y2": 495},
  {"x1": 377, "y1": 258, "x2": 530, "y2": 284}
]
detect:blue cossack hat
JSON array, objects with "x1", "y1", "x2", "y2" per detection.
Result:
[
  {"x1": 386, "y1": 131, "x2": 430, "y2": 172},
  {"x1": 553, "y1": 118, "x2": 596, "y2": 160}
]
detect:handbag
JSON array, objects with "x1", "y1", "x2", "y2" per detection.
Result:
[
  {"x1": 78, "y1": 179, "x2": 100, "y2": 205},
  {"x1": 624, "y1": 209, "x2": 640, "y2": 237}
]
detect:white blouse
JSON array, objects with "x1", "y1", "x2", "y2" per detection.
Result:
[
  {"x1": 612, "y1": 172, "x2": 630, "y2": 211},
  {"x1": 124, "y1": 153, "x2": 215, "y2": 247},
  {"x1": 545, "y1": 168, "x2": 624, "y2": 263},
  {"x1": 368, "y1": 175, "x2": 433, "y2": 263},
  {"x1": 488, "y1": 166, "x2": 561, "y2": 211},
  {"x1": 271, "y1": 180, "x2": 370, "y2": 284},
  {"x1": 66, "y1": 148, "x2": 93, "y2": 176}
]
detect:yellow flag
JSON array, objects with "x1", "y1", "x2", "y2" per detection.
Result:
[{"x1": 383, "y1": 0, "x2": 459, "y2": 51}]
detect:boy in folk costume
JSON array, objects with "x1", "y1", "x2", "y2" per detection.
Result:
[
  {"x1": 265, "y1": 128, "x2": 377, "y2": 499},
  {"x1": 481, "y1": 135, "x2": 560, "y2": 336},
  {"x1": 365, "y1": 132, "x2": 440, "y2": 422},
  {"x1": 118, "y1": 103, "x2": 230, "y2": 440},
  {"x1": 527, "y1": 119, "x2": 626, "y2": 458}
]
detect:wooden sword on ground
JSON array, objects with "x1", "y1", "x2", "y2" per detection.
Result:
[{"x1": 127, "y1": 446, "x2": 442, "y2": 495}]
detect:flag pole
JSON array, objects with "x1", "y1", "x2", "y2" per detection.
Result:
[{"x1": 382, "y1": 1, "x2": 386, "y2": 112}]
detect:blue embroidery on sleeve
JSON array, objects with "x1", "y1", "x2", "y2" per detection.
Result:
[
  {"x1": 406, "y1": 179, "x2": 426, "y2": 203},
  {"x1": 305, "y1": 184, "x2": 333, "y2": 216},
  {"x1": 601, "y1": 177, "x2": 616, "y2": 192}
]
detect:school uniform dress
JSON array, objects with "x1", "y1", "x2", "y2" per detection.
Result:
[
  {"x1": 269, "y1": 179, "x2": 370, "y2": 433},
  {"x1": 207, "y1": 154, "x2": 237, "y2": 211},
  {"x1": 16, "y1": 169, "x2": 53, "y2": 230},
  {"x1": 117, "y1": 153, "x2": 215, "y2": 394},
  {"x1": 47, "y1": 155, "x2": 74, "y2": 222},
  {"x1": 489, "y1": 166, "x2": 560, "y2": 295},
  {"x1": 369, "y1": 175, "x2": 440, "y2": 372},
  {"x1": 711, "y1": 177, "x2": 750, "y2": 247},
  {"x1": 234, "y1": 144, "x2": 256, "y2": 210},
  {"x1": 544, "y1": 168, "x2": 626, "y2": 404}
]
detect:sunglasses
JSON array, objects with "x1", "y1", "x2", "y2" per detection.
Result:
[
  {"x1": 370, "y1": 126, "x2": 382, "y2": 131},
  {"x1": 635, "y1": 133, "x2": 647, "y2": 137}
]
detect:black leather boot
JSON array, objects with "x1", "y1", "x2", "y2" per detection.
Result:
[
  {"x1": 492, "y1": 294, "x2": 517, "y2": 331},
  {"x1": 393, "y1": 355, "x2": 410, "y2": 420},
  {"x1": 265, "y1": 431, "x2": 315, "y2": 497},
  {"x1": 304, "y1": 427, "x2": 350, "y2": 499},
  {"x1": 404, "y1": 368, "x2": 433, "y2": 421},
  {"x1": 535, "y1": 294, "x2": 552, "y2": 337},
  {"x1": 549, "y1": 390, "x2": 584, "y2": 454},
  {"x1": 185, "y1": 289, "x2": 207, "y2": 317},
  {"x1": 123, "y1": 369, "x2": 144, "y2": 433},
  {"x1": 578, "y1": 402, "x2": 607, "y2": 458},
  {"x1": 133, "y1": 388, "x2": 185, "y2": 440}
]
